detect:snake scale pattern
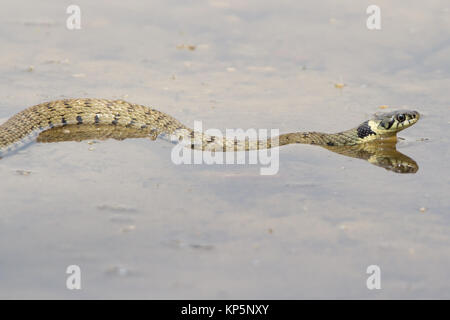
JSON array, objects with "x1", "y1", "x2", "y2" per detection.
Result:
[{"x1": 0, "y1": 98, "x2": 419, "y2": 156}]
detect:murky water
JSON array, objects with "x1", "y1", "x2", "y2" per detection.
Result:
[{"x1": 0, "y1": 0, "x2": 449, "y2": 298}]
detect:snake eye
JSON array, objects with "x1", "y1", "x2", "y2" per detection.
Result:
[{"x1": 396, "y1": 114, "x2": 406, "y2": 122}]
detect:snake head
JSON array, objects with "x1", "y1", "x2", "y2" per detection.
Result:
[{"x1": 374, "y1": 110, "x2": 420, "y2": 133}]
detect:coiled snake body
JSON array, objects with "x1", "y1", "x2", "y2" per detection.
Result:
[{"x1": 0, "y1": 98, "x2": 420, "y2": 172}]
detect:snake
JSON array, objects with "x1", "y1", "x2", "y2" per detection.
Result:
[{"x1": 0, "y1": 98, "x2": 419, "y2": 157}]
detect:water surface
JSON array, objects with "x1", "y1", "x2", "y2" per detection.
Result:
[{"x1": 0, "y1": 0, "x2": 449, "y2": 298}]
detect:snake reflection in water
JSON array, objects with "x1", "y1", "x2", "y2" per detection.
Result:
[{"x1": 0, "y1": 98, "x2": 420, "y2": 173}]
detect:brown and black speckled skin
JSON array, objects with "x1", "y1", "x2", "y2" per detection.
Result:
[
  {"x1": 0, "y1": 98, "x2": 419, "y2": 153},
  {"x1": 0, "y1": 98, "x2": 189, "y2": 153},
  {"x1": 0, "y1": 98, "x2": 421, "y2": 173}
]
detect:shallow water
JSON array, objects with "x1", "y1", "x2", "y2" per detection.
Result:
[{"x1": 0, "y1": 0, "x2": 449, "y2": 298}]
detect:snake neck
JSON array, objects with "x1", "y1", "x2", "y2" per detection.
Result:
[
  {"x1": 178, "y1": 128, "x2": 361, "y2": 152},
  {"x1": 277, "y1": 129, "x2": 360, "y2": 147},
  {"x1": 277, "y1": 121, "x2": 398, "y2": 148}
]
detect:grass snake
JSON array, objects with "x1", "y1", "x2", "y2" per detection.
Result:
[{"x1": 0, "y1": 98, "x2": 420, "y2": 173}]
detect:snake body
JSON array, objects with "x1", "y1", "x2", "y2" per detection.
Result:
[{"x1": 0, "y1": 98, "x2": 419, "y2": 156}]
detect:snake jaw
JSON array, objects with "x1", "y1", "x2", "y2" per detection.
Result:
[{"x1": 373, "y1": 110, "x2": 420, "y2": 136}]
